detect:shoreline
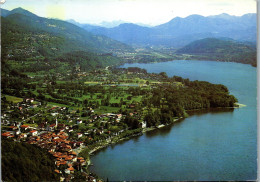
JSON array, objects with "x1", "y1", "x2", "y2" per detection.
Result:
[
  {"x1": 85, "y1": 117, "x2": 184, "y2": 166},
  {"x1": 84, "y1": 103, "x2": 245, "y2": 166},
  {"x1": 120, "y1": 58, "x2": 256, "y2": 68}
]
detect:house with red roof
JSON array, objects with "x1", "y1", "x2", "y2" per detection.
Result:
[
  {"x1": 65, "y1": 166, "x2": 74, "y2": 174},
  {"x1": 30, "y1": 130, "x2": 38, "y2": 136},
  {"x1": 54, "y1": 169, "x2": 60, "y2": 174},
  {"x1": 9, "y1": 126, "x2": 18, "y2": 130},
  {"x1": 18, "y1": 133, "x2": 27, "y2": 139},
  {"x1": 48, "y1": 123, "x2": 56, "y2": 131},
  {"x1": 2, "y1": 132, "x2": 12, "y2": 138},
  {"x1": 20, "y1": 125, "x2": 30, "y2": 131}
]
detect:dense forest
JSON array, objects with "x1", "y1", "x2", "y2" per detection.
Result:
[
  {"x1": 143, "y1": 78, "x2": 237, "y2": 127},
  {"x1": 56, "y1": 51, "x2": 120, "y2": 72},
  {"x1": 1, "y1": 138, "x2": 59, "y2": 182}
]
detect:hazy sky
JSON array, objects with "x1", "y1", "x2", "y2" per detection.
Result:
[{"x1": 1, "y1": 0, "x2": 257, "y2": 25}]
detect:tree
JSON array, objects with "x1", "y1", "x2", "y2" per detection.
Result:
[{"x1": 159, "y1": 72, "x2": 168, "y2": 78}]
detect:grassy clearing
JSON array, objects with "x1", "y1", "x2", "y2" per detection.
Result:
[
  {"x1": 47, "y1": 102, "x2": 69, "y2": 108},
  {"x1": 84, "y1": 81, "x2": 100, "y2": 85},
  {"x1": 1, "y1": 125, "x2": 10, "y2": 129},
  {"x1": 132, "y1": 96, "x2": 142, "y2": 102},
  {"x1": 3, "y1": 95, "x2": 23, "y2": 103},
  {"x1": 56, "y1": 81, "x2": 68, "y2": 84},
  {"x1": 24, "y1": 123, "x2": 38, "y2": 127},
  {"x1": 24, "y1": 72, "x2": 46, "y2": 77},
  {"x1": 95, "y1": 106, "x2": 120, "y2": 114}
]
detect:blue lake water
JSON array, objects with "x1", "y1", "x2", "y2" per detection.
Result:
[{"x1": 89, "y1": 60, "x2": 257, "y2": 181}]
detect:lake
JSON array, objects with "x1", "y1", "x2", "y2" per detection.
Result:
[{"x1": 89, "y1": 60, "x2": 257, "y2": 181}]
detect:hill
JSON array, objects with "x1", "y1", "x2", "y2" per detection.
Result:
[
  {"x1": 85, "y1": 13, "x2": 256, "y2": 48},
  {"x1": 2, "y1": 138, "x2": 59, "y2": 181},
  {"x1": 1, "y1": 8, "x2": 132, "y2": 74},
  {"x1": 176, "y1": 38, "x2": 257, "y2": 66},
  {"x1": 1, "y1": 8, "x2": 132, "y2": 55}
]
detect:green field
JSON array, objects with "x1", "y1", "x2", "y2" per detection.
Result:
[{"x1": 3, "y1": 95, "x2": 23, "y2": 103}]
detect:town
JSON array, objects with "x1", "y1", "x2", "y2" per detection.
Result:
[{"x1": 1, "y1": 94, "x2": 145, "y2": 181}]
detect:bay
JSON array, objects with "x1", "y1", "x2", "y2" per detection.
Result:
[{"x1": 89, "y1": 60, "x2": 257, "y2": 181}]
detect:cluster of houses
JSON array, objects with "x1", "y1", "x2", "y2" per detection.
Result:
[
  {"x1": 1, "y1": 96, "x2": 146, "y2": 181},
  {"x1": 1, "y1": 97, "x2": 42, "y2": 126},
  {"x1": 2, "y1": 120, "x2": 85, "y2": 173},
  {"x1": 1, "y1": 119, "x2": 102, "y2": 181},
  {"x1": 31, "y1": 131, "x2": 86, "y2": 173},
  {"x1": 1, "y1": 99, "x2": 100, "y2": 182}
]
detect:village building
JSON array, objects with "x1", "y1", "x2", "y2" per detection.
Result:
[
  {"x1": 29, "y1": 130, "x2": 38, "y2": 136},
  {"x1": 77, "y1": 133, "x2": 83, "y2": 138}
]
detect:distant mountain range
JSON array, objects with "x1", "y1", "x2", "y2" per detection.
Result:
[
  {"x1": 73, "y1": 13, "x2": 256, "y2": 48},
  {"x1": 1, "y1": 7, "x2": 257, "y2": 68},
  {"x1": 67, "y1": 19, "x2": 152, "y2": 32},
  {"x1": 3, "y1": 8, "x2": 255, "y2": 49},
  {"x1": 67, "y1": 19, "x2": 129, "y2": 28},
  {"x1": 96, "y1": 20, "x2": 128, "y2": 28}
]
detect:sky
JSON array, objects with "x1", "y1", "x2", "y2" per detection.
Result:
[{"x1": 1, "y1": 0, "x2": 257, "y2": 26}]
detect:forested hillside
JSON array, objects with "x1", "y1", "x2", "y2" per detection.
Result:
[
  {"x1": 1, "y1": 8, "x2": 132, "y2": 73},
  {"x1": 176, "y1": 38, "x2": 257, "y2": 66},
  {"x1": 56, "y1": 51, "x2": 120, "y2": 72},
  {"x1": 2, "y1": 138, "x2": 59, "y2": 182}
]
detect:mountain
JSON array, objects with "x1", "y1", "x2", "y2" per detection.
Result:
[
  {"x1": 80, "y1": 24, "x2": 103, "y2": 32},
  {"x1": 66, "y1": 19, "x2": 102, "y2": 31},
  {"x1": 153, "y1": 13, "x2": 256, "y2": 41},
  {"x1": 1, "y1": 8, "x2": 133, "y2": 74},
  {"x1": 67, "y1": 19, "x2": 152, "y2": 31},
  {"x1": 85, "y1": 13, "x2": 256, "y2": 47},
  {"x1": 176, "y1": 38, "x2": 257, "y2": 66},
  {"x1": 1, "y1": 8, "x2": 132, "y2": 59},
  {"x1": 98, "y1": 20, "x2": 127, "y2": 28},
  {"x1": 208, "y1": 13, "x2": 238, "y2": 20},
  {"x1": 90, "y1": 23, "x2": 152, "y2": 45},
  {"x1": 66, "y1": 19, "x2": 83, "y2": 27},
  {"x1": 2, "y1": 7, "x2": 131, "y2": 54},
  {"x1": 1, "y1": 7, "x2": 39, "y2": 18},
  {"x1": 96, "y1": 20, "x2": 152, "y2": 28},
  {"x1": 1, "y1": 8, "x2": 10, "y2": 17}
]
